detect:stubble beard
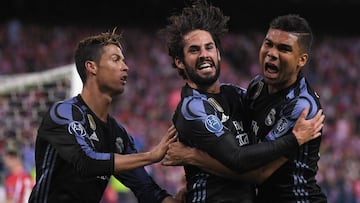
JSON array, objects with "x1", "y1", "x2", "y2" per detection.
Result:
[{"x1": 184, "y1": 62, "x2": 221, "y2": 87}]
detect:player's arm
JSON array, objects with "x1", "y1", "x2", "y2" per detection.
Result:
[
  {"x1": 201, "y1": 109, "x2": 323, "y2": 173},
  {"x1": 163, "y1": 140, "x2": 286, "y2": 184},
  {"x1": 173, "y1": 97, "x2": 290, "y2": 173},
  {"x1": 43, "y1": 101, "x2": 177, "y2": 177},
  {"x1": 113, "y1": 124, "x2": 177, "y2": 172},
  {"x1": 163, "y1": 108, "x2": 324, "y2": 182},
  {"x1": 113, "y1": 125, "x2": 179, "y2": 203},
  {"x1": 45, "y1": 122, "x2": 176, "y2": 176}
]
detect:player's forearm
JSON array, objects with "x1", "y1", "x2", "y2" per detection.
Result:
[
  {"x1": 188, "y1": 148, "x2": 240, "y2": 178},
  {"x1": 113, "y1": 152, "x2": 156, "y2": 173},
  {"x1": 161, "y1": 196, "x2": 181, "y2": 203},
  {"x1": 188, "y1": 148, "x2": 287, "y2": 183},
  {"x1": 243, "y1": 157, "x2": 288, "y2": 184}
]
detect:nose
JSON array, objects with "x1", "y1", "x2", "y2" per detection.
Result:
[
  {"x1": 199, "y1": 47, "x2": 210, "y2": 59},
  {"x1": 266, "y1": 47, "x2": 278, "y2": 60},
  {"x1": 122, "y1": 62, "x2": 129, "y2": 71}
]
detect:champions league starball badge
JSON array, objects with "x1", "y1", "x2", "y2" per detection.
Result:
[
  {"x1": 68, "y1": 121, "x2": 86, "y2": 137},
  {"x1": 205, "y1": 115, "x2": 223, "y2": 135}
]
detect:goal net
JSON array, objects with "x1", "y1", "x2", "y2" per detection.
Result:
[{"x1": 0, "y1": 64, "x2": 81, "y2": 142}]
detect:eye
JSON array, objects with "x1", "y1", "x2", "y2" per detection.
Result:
[
  {"x1": 205, "y1": 44, "x2": 215, "y2": 50},
  {"x1": 264, "y1": 40, "x2": 272, "y2": 48},
  {"x1": 189, "y1": 47, "x2": 199, "y2": 54},
  {"x1": 112, "y1": 55, "x2": 121, "y2": 62},
  {"x1": 278, "y1": 45, "x2": 292, "y2": 53}
]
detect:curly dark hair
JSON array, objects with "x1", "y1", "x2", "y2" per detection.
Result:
[
  {"x1": 74, "y1": 28, "x2": 123, "y2": 83},
  {"x1": 159, "y1": 0, "x2": 230, "y2": 79}
]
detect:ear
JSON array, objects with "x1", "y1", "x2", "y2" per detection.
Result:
[
  {"x1": 85, "y1": 60, "x2": 97, "y2": 75},
  {"x1": 298, "y1": 53, "x2": 308, "y2": 69},
  {"x1": 174, "y1": 57, "x2": 185, "y2": 70},
  {"x1": 217, "y1": 49, "x2": 221, "y2": 61}
]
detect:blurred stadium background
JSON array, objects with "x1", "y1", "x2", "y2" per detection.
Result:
[{"x1": 1, "y1": 0, "x2": 360, "y2": 202}]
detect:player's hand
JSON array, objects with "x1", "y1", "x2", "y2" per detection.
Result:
[
  {"x1": 292, "y1": 108, "x2": 324, "y2": 145},
  {"x1": 150, "y1": 124, "x2": 177, "y2": 163},
  {"x1": 162, "y1": 141, "x2": 192, "y2": 166},
  {"x1": 161, "y1": 195, "x2": 182, "y2": 203},
  {"x1": 174, "y1": 186, "x2": 186, "y2": 202}
]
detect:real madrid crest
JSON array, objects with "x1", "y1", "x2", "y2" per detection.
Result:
[
  {"x1": 265, "y1": 108, "x2": 276, "y2": 126},
  {"x1": 251, "y1": 81, "x2": 264, "y2": 100},
  {"x1": 87, "y1": 114, "x2": 96, "y2": 131},
  {"x1": 115, "y1": 137, "x2": 125, "y2": 153},
  {"x1": 208, "y1": 97, "x2": 229, "y2": 123}
]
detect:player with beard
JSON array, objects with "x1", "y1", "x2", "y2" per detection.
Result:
[{"x1": 160, "y1": 1, "x2": 324, "y2": 202}]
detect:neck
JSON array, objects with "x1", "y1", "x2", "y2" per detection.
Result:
[
  {"x1": 268, "y1": 80, "x2": 297, "y2": 94},
  {"x1": 267, "y1": 75, "x2": 299, "y2": 94},
  {"x1": 81, "y1": 85, "x2": 112, "y2": 122},
  {"x1": 187, "y1": 80, "x2": 221, "y2": 94}
]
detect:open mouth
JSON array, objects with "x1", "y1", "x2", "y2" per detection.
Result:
[
  {"x1": 120, "y1": 76, "x2": 127, "y2": 84},
  {"x1": 265, "y1": 62, "x2": 279, "y2": 73},
  {"x1": 198, "y1": 63, "x2": 212, "y2": 70},
  {"x1": 198, "y1": 59, "x2": 215, "y2": 71}
]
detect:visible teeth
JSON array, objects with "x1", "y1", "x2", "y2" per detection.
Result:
[{"x1": 200, "y1": 64, "x2": 211, "y2": 69}]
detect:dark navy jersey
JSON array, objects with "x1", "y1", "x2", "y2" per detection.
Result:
[
  {"x1": 173, "y1": 83, "x2": 301, "y2": 203},
  {"x1": 246, "y1": 74, "x2": 327, "y2": 203},
  {"x1": 29, "y1": 95, "x2": 169, "y2": 203}
]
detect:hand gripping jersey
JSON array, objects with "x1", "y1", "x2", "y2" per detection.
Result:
[
  {"x1": 29, "y1": 95, "x2": 169, "y2": 203},
  {"x1": 173, "y1": 83, "x2": 302, "y2": 203},
  {"x1": 246, "y1": 74, "x2": 327, "y2": 203}
]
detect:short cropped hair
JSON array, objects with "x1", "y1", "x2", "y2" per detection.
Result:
[
  {"x1": 74, "y1": 29, "x2": 123, "y2": 83},
  {"x1": 269, "y1": 14, "x2": 313, "y2": 53}
]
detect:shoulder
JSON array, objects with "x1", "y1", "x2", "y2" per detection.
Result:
[
  {"x1": 181, "y1": 94, "x2": 214, "y2": 117},
  {"x1": 246, "y1": 75, "x2": 265, "y2": 100},
  {"x1": 178, "y1": 88, "x2": 223, "y2": 121},
  {"x1": 220, "y1": 83, "x2": 247, "y2": 97},
  {"x1": 49, "y1": 97, "x2": 86, "y2": 125},
  {"x1": 248, "y1": 75, "x2": 263, "y2": 89},
  {"x1": 286, "y1": 77, "x2": 321, "y2": 119}
]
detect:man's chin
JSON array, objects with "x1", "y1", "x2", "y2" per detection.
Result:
[{"x1": 263, "y1": 76, "x2": 276, "y2": 85}]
